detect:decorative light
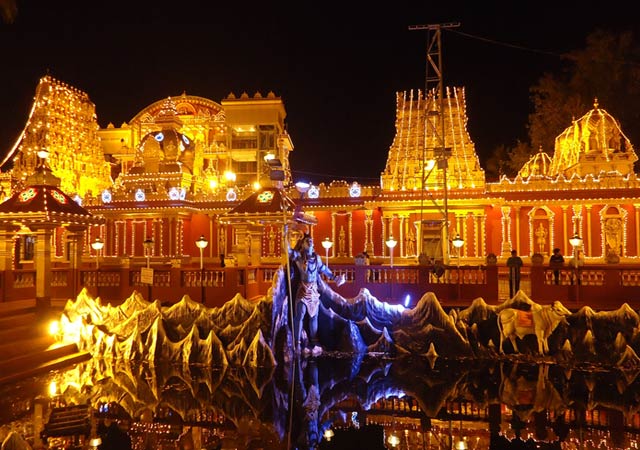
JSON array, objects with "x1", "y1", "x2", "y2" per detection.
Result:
[
  {"x1": 257, "y1": 190, "x2": 274, "y2": 203},
  {"x1": 179, "y1": 187, "x2": 186, "y2": 200},
  {"x1": 37, "y1": 148, "x2": 49, "y2": 159},
  {"x1": 51, "y1": 190, "x2": 68, "y2": 204},
  {"x1": 73, "y1": 194, "x2": 82, "y2": 206},
  {"x1": 263, "y1": 152, "x2": 275, "y2": 162},
  {"x1": 308, "y1": 185, "x2": 320, "y2": 199},
  {"x1": 425, "y1": 159, "x2": 435, "y2": 171},
  {"x1": 154, "y1": 133, "x2": 164, "y2": 142},
  {"x1": 226, "y1": 188, "x2": 237, "y2": 201},
  {"x1": 349, "y1": 182, "x2": 361, "y2": 198},
  {"x1": 134, "y1": 189, "x2": 145, "y2": 201},
  {"x1": 224, "y1": 171, "x2": 236, "y2": 182},
  {"x1": 452, "y1": 234, "x2": 464, "y2": 249},
  {"x1": 168, "y1": 187, "x2": 180, "y2": 200},
  {"x1": 101, "y1": 190, "x2": 112, "y2": 203},
  {"x1": 253, "y1": 181, "x2": 261, "y2": 190}
]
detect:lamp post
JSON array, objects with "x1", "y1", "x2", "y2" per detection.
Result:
[
  {"x1": 196, "y1": 235, "x2": 209, "y2": 304},
  {"x1": 570, "y1": 233, "x2": 583, "y2": 302},
  {"x1": 91, "y1": 237, "x2": 104, "y2": 298},
  {"x1": 143, "y1": 238, "x2": 153, "y2": 301},
  {"x1": 386, "y1": 236, "x2": 397, "y2": 303},
  {"x1": 321, "y1": 237, "x2": 333, "y2": 267},
  {"x1": 91, "y1": 237, "x2": 104, "y2": 269},
  {"x1": 452, "y1": 234, "x2": 464, "y2": 303},
  {"x1": 386, "y1": 235, "x2": 397, "y2": 267}
]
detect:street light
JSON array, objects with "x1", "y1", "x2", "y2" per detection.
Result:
[
  {"x1": 143, "y1": 238, "x2": 153, "y2": 269},
  {"x1": 321, "y1": 237, "x2": 333, "y2": 267},
  {"x1": 91, "y1": 237, "x2": 104, "y2": 269},
  {"x1": 386, "y1": 235, "x2": 397, "y2": 267},
  {"x1": 452, "y1": 234, "x2": 464, "y2": 303},
  {"x1": 570, "y1": 233, "x2": 583, "y2": 290},
  {"x1": 196, "y1": 235, "x2": 209, "y2": 303},
  {"x1": 91, "y1": 237, "x2": 104, "y2": 298},
  {"x1": 386, "y1": 235, "x2": 398, "y2": 303},
  {"x1": 143, "y1": 238, "x2": 154, "y2": 301}
]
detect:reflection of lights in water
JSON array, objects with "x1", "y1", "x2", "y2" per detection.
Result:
[
  {"x1": 48, "y1": 381, "x2": 57, "y2": 397},
  {"x1": 351, "y1": 411, "x2": 360, "y2": 429},
  {"x1": 456, "y1": 437, "x2": 468, "y2": 450},
  {"x1": 323, "y1": 428, "x2": 335, "y2": 441},
  {"x1": 48, "y1": 320, "x2": 60, "y2": 338},
  {"x1": 387, "y1": 431, "x2": 400, "y2": 447}
]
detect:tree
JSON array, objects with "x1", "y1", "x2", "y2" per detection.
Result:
[
  {"x1": 528, "y1": 30, "x2": 640, "y2": 154},
  {"x1": 485, "y1": 141, "x2": 534, "y2": 181}
]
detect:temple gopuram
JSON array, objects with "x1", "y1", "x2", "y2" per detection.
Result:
[{"x1": 0, "y1": 75, "x2": 639, "y2": 305}]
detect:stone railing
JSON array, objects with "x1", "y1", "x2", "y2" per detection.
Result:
[{"x1": 3, "y1": 262, "x2": 640, "y2": 312}]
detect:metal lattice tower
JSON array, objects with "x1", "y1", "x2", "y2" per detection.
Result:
[{"x1": 409, "y1": 22, "x2": 460, "y2": 263}]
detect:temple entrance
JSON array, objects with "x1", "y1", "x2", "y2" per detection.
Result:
[{"x1": 418, "y1": 219, "x2": 446, "y2": 263}]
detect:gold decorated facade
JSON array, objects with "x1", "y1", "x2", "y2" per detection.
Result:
[
  {"x1": 380, "y1": 87, "x2": 485, "y2": 192},
  {"x1": 0, "y1": 76, "x2": 112, "y2": 199},
  {"x1": 1, "y1": 75, "x2": 640, "y2": 276}
]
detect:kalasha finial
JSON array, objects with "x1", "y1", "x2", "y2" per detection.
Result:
[{"x1": 594, "y1": 98, "x2": 599, "y2": 109}]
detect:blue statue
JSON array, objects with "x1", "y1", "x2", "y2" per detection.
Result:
[{"x1": 289, "y1": 233, "x2": 345, "y2": 355}]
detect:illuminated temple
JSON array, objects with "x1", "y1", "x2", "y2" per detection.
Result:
[{"x1": 0, "y1": 75, "x2": 639, "y2": 287}]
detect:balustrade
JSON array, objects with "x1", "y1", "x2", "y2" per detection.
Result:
[{"x1": 4, "y1": 263, "x2": 640, "y2": 311}]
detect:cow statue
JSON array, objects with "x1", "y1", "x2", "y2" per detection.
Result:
[{"x1": 497, "y1": 300, "x2": 572, "y2": 355}]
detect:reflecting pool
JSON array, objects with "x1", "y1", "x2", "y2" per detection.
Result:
[{"x1": 1, "y1": 354, "x2": 639, "y2": 450}]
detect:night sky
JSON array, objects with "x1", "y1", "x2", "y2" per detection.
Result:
[{"x1": 1, "y1": 1, "x2": 639, "y2": 185}]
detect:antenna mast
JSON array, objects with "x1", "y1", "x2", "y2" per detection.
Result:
[{"x1": 409, "y1": 22, "x2": 460, "y2": 263}]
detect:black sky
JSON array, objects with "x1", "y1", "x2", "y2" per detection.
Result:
[{"x1": 1, "y1": 1, "x2": 639, "y2": 184}]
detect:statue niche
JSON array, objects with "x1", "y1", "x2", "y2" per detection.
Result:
[{"x1": 604, "y1": 217, "x2": 623, "y2": 261}]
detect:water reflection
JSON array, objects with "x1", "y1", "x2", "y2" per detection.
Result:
[{"x1": 1, "y1": 354, "x2": 640, "y2": 449}]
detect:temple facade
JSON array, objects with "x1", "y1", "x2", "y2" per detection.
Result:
[{"x1": 1, "y1": 75, "x2": 639, "y2": 275}]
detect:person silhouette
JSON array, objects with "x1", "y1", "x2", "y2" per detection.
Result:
[
  {"x1": 506, "y1": 250, "x2": 523, "y2": 298},
  {"x1": 549, "y1": 247, "x2": 564, "y2": 285}
]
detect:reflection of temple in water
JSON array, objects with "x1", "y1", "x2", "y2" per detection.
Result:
[{"x1": 3, "y1": 357, "x2": 640, "y2": 449}]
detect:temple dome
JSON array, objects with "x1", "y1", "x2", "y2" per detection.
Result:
[
  {"x1": 137, "y1": 129, "x2": 195, "y2": 173},
  {"x1": 518, "y1": 147, "x2": 553, "y2": 179},
  {"x1": 548, "y1": 99, "x2": 637, "y2": 178}
]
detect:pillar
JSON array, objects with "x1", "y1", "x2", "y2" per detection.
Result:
[
  {"x1": 65, "y1": 225, "x2": 87, "y2": 298},
  {"x1": 500, "y1": 207, "x2": 512, "y2": 257},
  {"x1": 34, "y1": 225, "x2": 55, "y2": 309},
  {"x1": 0, "y1": 226, "x2": 18, "y2": 271}
]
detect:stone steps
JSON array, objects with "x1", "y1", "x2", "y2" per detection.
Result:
[
  {"x1": 0, "y1": 299, "x2": 90, "y2": 386},
  {"x1": 42, "y1": 404, "x2": 91, "y2": 439}
]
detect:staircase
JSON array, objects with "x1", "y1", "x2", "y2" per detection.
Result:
[
  {"x1": 0, "y1": 299, "x2": 91, "y2": 385},
  {"x1": 41, "y1": 404, "x2": 91, "y2": 440}
]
